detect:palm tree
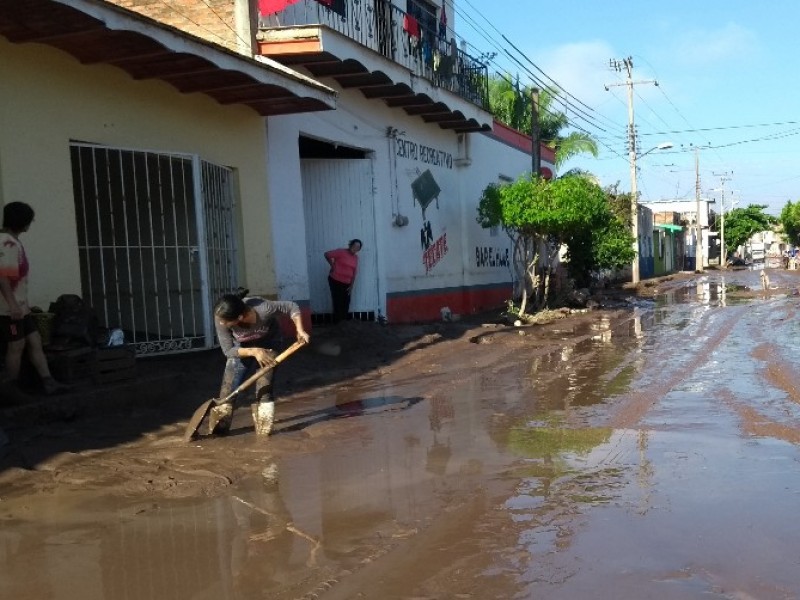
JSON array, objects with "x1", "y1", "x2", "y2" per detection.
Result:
[{"x1": 488, "y1": 75, "x2": 598, "y2": 169}]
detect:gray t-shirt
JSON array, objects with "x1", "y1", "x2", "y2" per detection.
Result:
[{"x1": 216, "y1": 296, "x2": 300, "y2": 358}]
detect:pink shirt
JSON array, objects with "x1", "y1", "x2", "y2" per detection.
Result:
[{"x1": 325, "y1": 248, "x2": 358, "y2": 285}]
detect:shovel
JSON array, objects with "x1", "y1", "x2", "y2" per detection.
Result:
[{"x1": 183, "y1": 340, "x2": 306, "y2": 442}]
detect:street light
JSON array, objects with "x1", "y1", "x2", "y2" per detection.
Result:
[{"x1": 630, "y1": 141, "x2": 674, "y2": 284}]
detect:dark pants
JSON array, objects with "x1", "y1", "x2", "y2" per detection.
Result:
[{"x1": 328, "y1": 276, "x2": 351, "y2": 323}]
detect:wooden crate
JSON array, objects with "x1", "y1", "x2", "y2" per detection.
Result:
[
  {"x1": 47, "y1": 346, "x2": 96, "y2": 382},
  {"x1": 93, "y1": 345, "x2": 137, "y2": 384}
]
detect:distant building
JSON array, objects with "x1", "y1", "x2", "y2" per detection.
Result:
[{"x1": 641, "y1": 198, "x2": 716, "y2": 270}]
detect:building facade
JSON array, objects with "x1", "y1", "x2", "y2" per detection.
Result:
[
  {"x1": 0, "y1": 0, "x2": 336, "y2": 355},
  {"x1": 641, "y1": 198, "x2": 714, "y2": 271},
  {"x1": 2, "y1": 0, "x2": 554, "y2": 356}
]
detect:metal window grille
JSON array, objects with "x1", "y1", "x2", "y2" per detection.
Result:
[{"x1": 70, "y1": 143, "x2": 239, "y2": 355}]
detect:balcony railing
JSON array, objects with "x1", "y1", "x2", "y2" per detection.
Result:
[{"x1": 259, "y1": 0, "x2": 490, "y2": 110}]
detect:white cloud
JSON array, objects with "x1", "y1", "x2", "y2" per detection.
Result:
[
  {"x1": 670, "y1": 23, "x2": 758, "y2": 66},
  {"x1": 535, "y1": 40, "x2": 618, "y2": 108}
]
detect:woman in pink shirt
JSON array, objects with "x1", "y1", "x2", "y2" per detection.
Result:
[{"x1": 324, "y1": 239, "x2": 362, "y2": 323}]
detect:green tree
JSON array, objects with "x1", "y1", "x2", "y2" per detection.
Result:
[
  {"x1": 779, "y1": 200, "x2": 800, "y2": 246},
  {"x1": 488, "y1": 76, "x2": 599, "y2": 169},
  {"x1": 714, "y1": 204, "x2": 776, "y2": 255},
  {"x1": 478, "y1": 174, "x2": 633, "y2": 314}
]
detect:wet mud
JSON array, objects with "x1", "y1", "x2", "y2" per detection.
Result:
[{"x1": 4, "y1": 267, "x2": 800, "y2": 598}]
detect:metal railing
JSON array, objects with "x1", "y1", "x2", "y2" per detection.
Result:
[{"x1": 259, "y1": 0, "x2": 489, "y2": 110}]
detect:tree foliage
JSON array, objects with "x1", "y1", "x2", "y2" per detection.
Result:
[
  {"x1": 713, "y1": 204, "x2": 775, "y2": 254},
  {"x1": 779, "y1": 200, "x2": 800, "y2": 245},
  {"x1": 488, "y1": 76, "x2": 599, "y2": 168},
  {"x1": 477, "y1": 174, "x2": 634, "y2": 313}
]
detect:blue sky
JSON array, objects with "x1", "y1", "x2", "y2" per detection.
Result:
[{"x1": 455, "y1": 0, "x2": 800, "y2": 215}]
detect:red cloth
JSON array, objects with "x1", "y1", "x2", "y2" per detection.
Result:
[
  {"x1": 258, "y1": 0, "x2": 301, "y2": 16},
  {"x1": 403, "y1": 14, "x2": 420, "y2": 38}
]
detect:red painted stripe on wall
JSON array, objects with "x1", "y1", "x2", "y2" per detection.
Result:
[
  {"x1": 387, "y1": 284, "x2": 510, "y2": 323},
  {"x1": 490, "y1": 120, "x2": 557, "y2": 163}
]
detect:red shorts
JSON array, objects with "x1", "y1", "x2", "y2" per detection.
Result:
[{"x1": 0, "y1": 314, "x2": 37, "y2": 342}]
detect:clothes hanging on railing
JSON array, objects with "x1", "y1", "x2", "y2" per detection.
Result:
[
  {"x1": 258, "y1": 0, "x2": 301, "y2": 16},
  {"x1": 403, "y1": 14, "x2": 420, "y2": 38},
  {"x1": 422, "y1": 40, "x2": 433, "y2": 68}
]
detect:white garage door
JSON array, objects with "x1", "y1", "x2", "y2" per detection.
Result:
[{"x1": 301, "y1": 158, "x2": 379, "y2": 319}]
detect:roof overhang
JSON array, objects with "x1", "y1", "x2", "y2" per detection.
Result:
[
  {"x1": 258, "y1": 26, "x2": 492, "y2": 133},
  {"x1": 0, "y1": 0, "x2": 337, "y2": 116}
]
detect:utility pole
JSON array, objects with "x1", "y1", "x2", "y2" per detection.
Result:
[
  {"x1": 695, "y1": 148, "x2": 704, "y2": 272},
  {"x1": 607, "y1": 57, "x2": 657, "y2": 284},
  {"x1": 713, "y1": 172, "x2": 732, "y2": 267},
  {"x1": 531, "y1": 88, "x2": 541, "y2": 177}
]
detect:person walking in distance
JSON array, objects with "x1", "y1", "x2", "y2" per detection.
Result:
[
  {"x1": 324, "y1": 239, "x2": 362, "y2": 323},
  {"x1": 0, "y1": 202, "x2": 69, "y2": 395},
  {"x1": 211, "y1": 290, "x2": 310, "y2": 436}
]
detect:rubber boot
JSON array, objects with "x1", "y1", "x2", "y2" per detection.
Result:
[
  {"x1": 208, "y1": 402, "x2": 234, "y2": 435},
  {"x1": 251, "y1": 401, "x2": 275, "y2": 436}
]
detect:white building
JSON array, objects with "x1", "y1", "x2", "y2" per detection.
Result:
[
  {"x1": 258, "y1": 0, "x2": 554, "y2": 323},
  {"x1": 111, "y1": 0, "x2": 554, "y2": 325},
  {"x1": 641, "y1": 198, "x2": 716, "y2": 270}
]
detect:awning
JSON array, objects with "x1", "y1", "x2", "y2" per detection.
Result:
[{"x1": 0, "y1": 0, "x2": 337, "y2": 116}]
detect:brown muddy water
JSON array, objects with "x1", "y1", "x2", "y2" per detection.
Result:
[{"x1": 3, "y1": 268, "x2": 800, "y2": 599}]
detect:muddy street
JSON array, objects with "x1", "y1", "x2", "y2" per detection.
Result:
[{"x1": 3, "y1": 268, "x2": 800, "y2": 599}]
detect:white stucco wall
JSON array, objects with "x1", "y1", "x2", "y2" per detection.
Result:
[
  {"x1": 266, "y1": 85, "x2": 535, "y2": 316},
  {"x1": 462, "y1": 131, "x2": 540, "y2": 289},
  {"x1": 0, "y1": 37, "x2": 273, "y2": 309}
]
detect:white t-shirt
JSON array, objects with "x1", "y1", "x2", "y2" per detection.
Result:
[{"x1": 0, "y1": 231, "x2": 30, "y2": 317}]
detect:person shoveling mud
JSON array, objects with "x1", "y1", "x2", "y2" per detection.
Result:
[{"x1": 200, "y1": 291, "x2": 310, "y2": 438}]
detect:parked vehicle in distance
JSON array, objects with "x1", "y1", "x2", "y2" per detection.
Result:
[{"x1": 728, "y1": 255, "x2": 746, "y2": 267}]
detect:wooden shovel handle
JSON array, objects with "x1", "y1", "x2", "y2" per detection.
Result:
[{"x1": 220, "y1": 340, "x2": 306, "y2": 404}]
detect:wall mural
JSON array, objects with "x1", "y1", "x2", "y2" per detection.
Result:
[{"x1": 395, "y1": 136, "x2": 453, "y2": 273}]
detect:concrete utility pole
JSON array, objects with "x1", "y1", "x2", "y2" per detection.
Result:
[
  {"x1": 695, "y1": 148, "x2": 704, "y2": 272},
  {"x1": 606, "y1": 57, "x2": 657, "y2": 285},
  {"x1": 712, "y1": 172, "x2": 732, "y2": 267},
  {"x1": 531, "y1": 88, "x2": 541, "y2": 176}
]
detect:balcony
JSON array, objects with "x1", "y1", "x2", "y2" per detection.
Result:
[{"x1": 257, "y1": 0, "x2": 492, "y2": 133}]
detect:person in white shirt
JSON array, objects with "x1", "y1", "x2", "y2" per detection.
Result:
[{"x1": 0, "y1": 202, "x2": 69, "y2": 396}]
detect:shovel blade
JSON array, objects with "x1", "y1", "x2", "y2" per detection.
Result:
[{"x1": 183, "y1": 398, "x2": 216, "y2": 443}]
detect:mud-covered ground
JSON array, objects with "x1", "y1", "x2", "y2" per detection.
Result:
[{"x1": 3, "y1": 266, "x2": 800, "y2": 599}]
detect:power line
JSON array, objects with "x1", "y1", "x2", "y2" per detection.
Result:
[
  {"x1": 458, "y1": 0, "x2": 620, "y2": 132},
  {"x1": 452, "y1": 5, "x2": 619, "y2": 137}
]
